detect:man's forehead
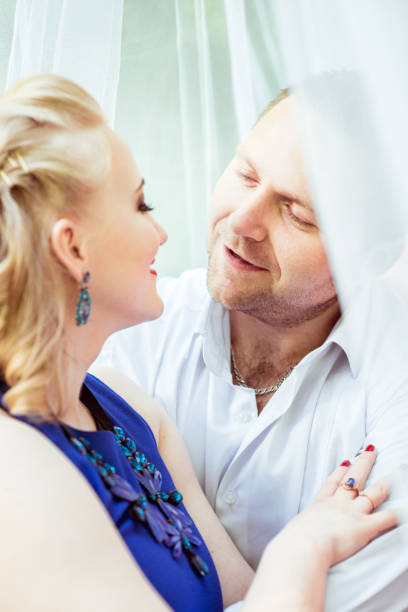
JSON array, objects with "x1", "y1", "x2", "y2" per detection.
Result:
[
  {"x1": 237, "y1": 110, "x2": 313, "y2": 210},
  {"x1": 250, "y1": 97, "x2": 299, "y2": 149}
]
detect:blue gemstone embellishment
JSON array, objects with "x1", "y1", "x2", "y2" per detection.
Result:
[
  {"x1": 136, "y1": 452, "x2": 146, "y2": 466},
  {"x1": 124, "y1": 437, "x2": 136, "y2": 452},
  {"x1": 168, "y1": 490, "x2": 183, "y2": 505},
  {"x1": 72, "y1": 438, "x2": 86, "y2": 454},
  {"x1": 65, "y1": 418, "x2": 209, "y2": 579},
  {"x1": 113, "y1": 426, "x2": 125, "y2": 440},
  {"x1": 189, "y1": 553, "x2": 210, "y2": 577}
]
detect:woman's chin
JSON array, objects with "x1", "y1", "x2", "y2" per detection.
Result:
[
  {"x1": 104, "y1": 298, "x2": 165, "y2": 336},
  {"x1": 132, "y1": 299, "x2": 164, "y2": 326},
  {"x1": 145, "y1": 299, "x2": 165, "y2": 322}
]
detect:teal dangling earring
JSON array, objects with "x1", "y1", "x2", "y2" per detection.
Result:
[{"x1": 76, "y1": 271, "x2": 91, "y2": 326}]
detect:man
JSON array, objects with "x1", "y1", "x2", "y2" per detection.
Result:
[{"x1": 93, "y1": 91, "x2": 408, "y2": 609}]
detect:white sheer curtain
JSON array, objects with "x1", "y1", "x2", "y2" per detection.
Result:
[
  {"x1": 5, "y1": 0, "x2": 123, "y2": 125},
  {"x1": 2, "y1": 0, "x2": 283, "y2": 276},
  {"x1": 0, "y1": 1, "x2": 16, "y2": 94},
  {"x1": 274, "y1": 0, "x2": 408, "y2": 308},
  {"x1": 6, "y1": 1, "x2": 405, "y2": 300},
  {"x1": 115, "y1": 0, "x2": 282, "y2": 275}
]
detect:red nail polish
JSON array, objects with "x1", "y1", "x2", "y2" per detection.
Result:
[
  {"x1": 365, "y1": 444, "x2": 375, "y2": 452},
  {"x1": 340, "y1": 460, "x2": 351, "y2": 467}
]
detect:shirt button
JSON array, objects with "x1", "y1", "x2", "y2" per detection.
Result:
[{"x1": 224, "y1": 490, "x2": 237, "y2": 505}]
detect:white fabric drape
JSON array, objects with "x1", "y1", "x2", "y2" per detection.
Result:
[
  {"x1": 5, "y1": 1, "x2": 408, "y2": 293},
  {"x1": 274, "y1": 0, "x2": 408, "y2": 307},
  {"x1": 2, "y1": 0, "x2": 283, "y2": 276},
  {"x1": 0, "y1": 1, "x2": 16, "y2": 94},
  {"x1": 273, "y1": 3, "x2": 408, "y2": 561},
  {"x1": 115, "y1": 0, "x2": 282, "y2": 275},
  {"x1": 6, "y1": 0, "x2": 124, "y2": 125}
]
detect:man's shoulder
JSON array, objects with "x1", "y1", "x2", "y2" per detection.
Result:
[
  {"x1": 368, "y1": 277, "x2": 408, "y2": 353},
  {"x1": 333, "y1": 278, "x2": 408, "y2": 394},
  {"x1": 359, "y1": 278, "x2": 408, "y2": 398}
]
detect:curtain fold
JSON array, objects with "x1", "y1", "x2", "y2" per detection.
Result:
[
  {"x1": 2, "y1": 0, "x2": 283, "y2": 275},
  {"x1": 6, "y1": 1, "x2": 407, "y2": 288},
  {"x1": 6, "y1": 0, "x2": 124, "y2": 125},
  {"x1": 274, "y1": 0, "x2": 408, "y2": 307},
  {"x1": 0, "y1": 1, "x2": 16, "y2": 94},
  {"x1": 115, "y1": 0, "x2": 282, "y2": 276}
]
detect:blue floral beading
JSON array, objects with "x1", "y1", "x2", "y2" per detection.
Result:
[{"x1": 64, "y1": 424, "x2": 209, "y2": 578}]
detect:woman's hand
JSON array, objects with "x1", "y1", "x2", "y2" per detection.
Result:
[
  {"x1": 242, "y1": 448, "x2": 398, "y2": 611},
  {"x1": 279, "y1": 447, "x2": 398, "y2": 569}
]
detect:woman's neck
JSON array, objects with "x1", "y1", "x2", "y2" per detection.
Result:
[{"x1": 47, "y1": 319, "x2": 107, "y2": 430}]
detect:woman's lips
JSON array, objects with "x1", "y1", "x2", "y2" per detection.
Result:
[
  {"x1": 224, "y1": 246, "x2": 266, "y2": 271},
  {"x1": 149, "y1": 258, "x2": 157, "y2": 276}
]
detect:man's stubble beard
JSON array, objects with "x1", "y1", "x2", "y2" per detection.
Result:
[{"x1": 207, "y1": 247, "x2": 338, "y2": 328}]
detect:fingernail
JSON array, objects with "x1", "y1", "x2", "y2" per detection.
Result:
[
  {"x1": 340, "y1": 460, "x2": 351, "y2": 467},
  {"x1": 365, "y1": 444, "x2": 375, "y2": 452}
]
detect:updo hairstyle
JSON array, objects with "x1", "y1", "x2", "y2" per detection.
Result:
[{"x1": 0, "y1": 74, "x2": 110, "y2": 418}]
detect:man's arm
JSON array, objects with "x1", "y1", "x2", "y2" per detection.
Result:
[{"x1": 325, "y1": 523, "x2": 408, "y2": 611}]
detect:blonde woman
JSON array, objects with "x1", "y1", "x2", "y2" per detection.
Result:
[{"x1": 0, "y1": 74, "x2": 396, "y2": 611}]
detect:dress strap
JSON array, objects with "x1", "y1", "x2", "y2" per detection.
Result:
[{"x1": 80, "y1": 383, "x2": 113, "y2": 432}]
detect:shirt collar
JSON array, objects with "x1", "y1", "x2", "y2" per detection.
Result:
[
  {"x1": 195, "y1": 294, "x2": 231, "y2": 377},
  {"x1": 195, "y1": 282, "x2": 374, "y2": 380},
  {"x1": 326, "y1": 282, "x2": 373, "y2": 378}
]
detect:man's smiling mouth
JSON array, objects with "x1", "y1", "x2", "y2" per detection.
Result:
[{"x1": 225, "y1": 246, "x2": 267, "y2": 271}]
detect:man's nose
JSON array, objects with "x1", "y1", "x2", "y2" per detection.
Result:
[{"x1": 228, "y1": 197, "x2": 270, "y2": 242}]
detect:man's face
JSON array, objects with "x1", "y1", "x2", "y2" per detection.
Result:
[{"x1": 207, "y1": 96, "x2": 337, "y2": 327}]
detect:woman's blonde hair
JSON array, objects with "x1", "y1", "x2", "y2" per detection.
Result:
[{"x1": 0, "y1": 74, "x2": 110, "y2": 418}]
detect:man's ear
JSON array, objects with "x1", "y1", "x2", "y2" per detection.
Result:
[{"x1": 50, "y1": 218, "x2": 87, "y2": 283}]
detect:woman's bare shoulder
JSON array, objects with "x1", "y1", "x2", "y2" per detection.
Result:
[
  {"x1": 0, "y1": 409, "x2": 68, "y2": 473},
  {"x1": 88, "y1": 365, "x2": 161, "y2": 441},
  {"x1": 0, "y1": 409, "x2": 110, "y2": 521}
]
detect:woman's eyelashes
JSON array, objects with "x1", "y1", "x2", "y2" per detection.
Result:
[{"x1": 137, "y1": 200, "x2": 154, "y2": 213}]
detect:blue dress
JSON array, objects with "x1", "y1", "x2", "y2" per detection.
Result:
[{"x1": 0, "y1": 373, "x2": 223, "y2": 612}]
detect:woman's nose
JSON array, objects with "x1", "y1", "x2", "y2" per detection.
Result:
[{"x1": 154, "y1": 219, "x2": 168, "y2": 246}]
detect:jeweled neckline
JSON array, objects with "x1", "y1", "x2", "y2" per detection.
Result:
[{"x1": 61, "y1": 383, "x2": 210, "y2": 578}]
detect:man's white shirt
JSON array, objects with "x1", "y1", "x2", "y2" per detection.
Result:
[{"x1": 94, "y1": 268, "x2": 408, "y2": 610}]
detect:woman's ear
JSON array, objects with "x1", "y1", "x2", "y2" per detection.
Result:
[{"x1": 50, "y1": 218, "x2": 87, "y2": 283}]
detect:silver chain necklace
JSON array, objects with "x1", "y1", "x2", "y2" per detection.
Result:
[{"x1": 230, "y1": 348, "x2": 294, "y2": 396}]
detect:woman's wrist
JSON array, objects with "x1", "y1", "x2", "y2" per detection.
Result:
[
  {"x1": 265, "y1": 514, "x2": 332, "y2": 569},
  {"x1": 241, "y1": 529, "x2": 330, "y2": 611}
]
